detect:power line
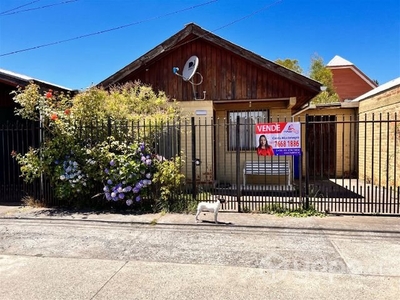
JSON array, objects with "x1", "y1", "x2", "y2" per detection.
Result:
[
  {"x1": 0, "y1": 0, "x2": 40, "y2": 15},
  {"x1": 165, "y1": 0, "x2": 283, "y2": 52},
  {"x1": 0, "y1": 0, "x2": 78, "y2": 16},
  {"x1": 0, "y1": 0, "x2": 218, "y2": 57}
]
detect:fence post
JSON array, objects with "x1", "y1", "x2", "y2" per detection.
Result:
[
  {"x1": 236, "y1": 115, "x2": 241, "y2": 212},
  {"x1": 305, "y1": 114, "x2": 310, "y2": 210},
  {"x1": 191, "y1": 117, "x2": 197, "y2": 200},
  {"x1": 107, "y1": 117, "x2": 112, "y2": 137}
]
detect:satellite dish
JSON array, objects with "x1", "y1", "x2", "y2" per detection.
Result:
[{"x1": 182, "y1": 55, "x2": 199, "y2": 81}]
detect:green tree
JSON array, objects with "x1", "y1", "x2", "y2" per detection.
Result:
[
  {"x1": 275, "y1": 58, "x2": 303, "y2": 74},
  {"x1": 308, "y1": 54, "x2": 339, "y2": 104}
]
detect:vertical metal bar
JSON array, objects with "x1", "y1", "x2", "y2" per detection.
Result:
[
  {"x1": 340, "y1": 115, "x2": 345, "y2": 213},
  {"x1": 371, "y1": 113, "x2": 375, "y2": 213},
  {"x1": 236, "y1": 115, "x2": 241, "y2": 212},
  {"x1": 385, "y1": 113, "x2": 390, "y2": 213},
  {"x1": 378, "y1": 113, "x2": 383, "y2": 213},
  {"x1": 191, "y1": 117, "x2": 196, "y2": 200},
  {"x1": 362, "y1": 114, "x2": 368, "y2": 214},
  {"x1": 196, "y1": 118, "x2": 202, "y2": 201},
  {"x1": 0, "y1": 124, "x2": 5, "y2": 201},
  {"x1": 184, "y1": 118, "x2": 189, "y2": 197},
  {"x1": 394, "y1": 113, "x2": 398, "y2": 214},
  {"x1": 305, "y1": 114, "x2": 310, "y2": 210},
  {"x1": 354, "y1": 115, "x2": 360, "y2": 213}
]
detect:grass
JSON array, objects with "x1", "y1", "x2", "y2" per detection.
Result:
[
  {"x1": 261, "y1": 203, "x2": 326, "y2": 217},
  {"x1": 22, "y1": 196, "x2": 46, "y2": 208}
]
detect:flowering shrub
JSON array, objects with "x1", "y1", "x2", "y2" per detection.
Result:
[
  {"x1": 99, "y1": 140, "x2": 156, "y2": 206},
  {"x1": 11, "y1": 82, "x2": 185, "y2": 209},
  {"x1": 54, "y1": 158, "x2": 88, "y2": 199}
]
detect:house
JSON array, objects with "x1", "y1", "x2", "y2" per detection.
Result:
[
  {"x1": 99, "y1": 23, "x2": 322, "y2": 186},
  {"x1": 292, "y1": 55, "x2": 383, "y2": 179},
  {"x1": 327, "y1": 55, "x2": 378, "y2": 102},
  {"x1": 0, "y1": 68, "x2": 73, "y2": 203},
  {"x1": 0, "y1": 68, "x2": 73, "y2": 124},
  {"x1": 352, "y1": 77, "x2": 400, "y2": 187}
]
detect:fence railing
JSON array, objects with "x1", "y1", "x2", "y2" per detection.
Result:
[{"x1": 1, "y1": 114, "x2": 399, "y2": 215}]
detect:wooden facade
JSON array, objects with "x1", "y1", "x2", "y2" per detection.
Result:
[
  {"x1": 99, "y1": 23, "x2": 323, "y2": 186},
  {"x1": 100, "y1": 23, "x2": 321, "y2": 112}
]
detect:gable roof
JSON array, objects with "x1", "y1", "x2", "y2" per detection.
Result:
[
  {"x1": 0, "y1": 68, "x2": 72, "y2": 92},
  {"x1": 99, "y1": 23, "x2": 322, "y2": 97},
  {"x1": 352, "y1": 77, "x2": 400, "y2": 102},
  {"x1": 327, "y1": 55, "x2": 377, "y2": 89},
  {"x1": 327, "y1": 55, "x2": 353, "y2": 67}
]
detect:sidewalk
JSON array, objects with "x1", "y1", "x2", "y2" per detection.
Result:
[{"x1": 0, "y1": 205, "x2": 399, "y2": 300}]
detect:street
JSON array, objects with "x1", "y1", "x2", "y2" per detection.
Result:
[{"x1": 0, "y1": 207, "x2": 399, "y2": 299}]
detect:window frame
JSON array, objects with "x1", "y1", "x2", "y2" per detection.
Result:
[{"x1": 227, "y1": 110, "x2": 270, "y2": 151}]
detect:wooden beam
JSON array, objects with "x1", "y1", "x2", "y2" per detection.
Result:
[{"x1": 287, "y1": 97, "x2": 296, "y2": 109}]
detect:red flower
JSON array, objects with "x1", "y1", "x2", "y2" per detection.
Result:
[
  {"x1": 64, "y1": 109, "x2": 71, "y2": 115},
  {"x1": 46, "y1": 90, "x2": 53, "y2": 99},
  {"x1": 50, "y1": 114, "x2": 58, "y2": 121}
]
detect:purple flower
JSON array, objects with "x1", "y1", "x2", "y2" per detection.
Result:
[
  {"x1": 104, "y1": 168, "x2": 109, "y2": 174},
  {"x1": 105, "y1": 193, "x2": 111, "y2": 201},
  {"x1": 135, "y1": 195, "x2": 141, "y2": 202},
  {"x1": 145, "y1": 159, "x2": 152, "y2": 166},
  {"x1": 110, "y1": 160, "x2": 116, "y2": 166},
  {"x1": 103, "y1": 186, "x2": 109, "y2": 192},
  {"x1": 123, "y1": 186, "x2": 132, "y2": 192},
  {"x1": 107, "y1": 179, "x2": 113, "y2": 185},
  {"x1": 118, "y1": 193, "x2": 125, "y2": 199},
  {"x1": 126, "y1": 199, "x2": 133, "y2": 206}
]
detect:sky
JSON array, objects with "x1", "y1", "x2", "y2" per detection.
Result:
[{"x1": 0, "y1": 0, "x2": 399, "y2": 91}]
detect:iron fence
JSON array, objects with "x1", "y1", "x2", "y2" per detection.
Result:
[{"x1": 1, "y1": 114, "x2": 399, "y2": 215}]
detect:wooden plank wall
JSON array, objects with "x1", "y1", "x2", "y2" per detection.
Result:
[{"x1": 124, "y1": 37, "x2": 308, "y2": 102}]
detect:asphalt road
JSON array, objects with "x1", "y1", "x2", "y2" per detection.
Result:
[{"x1": 0, "y1": 206, "x2": 399, "y2": 299}]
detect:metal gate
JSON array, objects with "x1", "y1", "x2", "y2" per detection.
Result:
[{"x1": 189, "y1": 114, "x2": 399, "y2": 215}]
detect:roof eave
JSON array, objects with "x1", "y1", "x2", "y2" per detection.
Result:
[{"x1": 99, "y1": 23, "x2": 322, "y2": 95}]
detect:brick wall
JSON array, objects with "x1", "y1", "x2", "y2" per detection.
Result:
[{"x1": 358, "y1": 85, "x2": 400, "y2": 187}]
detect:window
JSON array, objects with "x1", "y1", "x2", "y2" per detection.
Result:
[{"x1": 228, "y1": 110, "x2": 269, "y2": 150}]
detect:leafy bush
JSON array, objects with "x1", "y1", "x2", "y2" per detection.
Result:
[
  {"x1": 152, "y1": 155, "x2": 186, "y2": 212},
  {"x1": 11, "y1": 82, "x2": 185, "y2": 211}
]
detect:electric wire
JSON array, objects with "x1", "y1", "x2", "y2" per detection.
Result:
[
  {"x1": 0, "y1": 0, "x2": 78, "y2": 16},
  {"x1": 165, "y1": 0, "x2": 283, "y2": 53},
  {"x1": 0, "y1": 0, "x2": 218, "y2": 57},
  {"x1": 0, "y1": 0, "x2": 40, "y2": 15}
]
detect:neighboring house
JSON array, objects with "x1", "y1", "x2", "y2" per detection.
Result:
[
  {"x1": 0, "y1": 68, "x2": 73, "y2": 203},
  {"x1": 352, "y1": 77, "x2": 400, "y2": 187},
  {"x1": 327, "y1": 55, "x2": 378, "y2": 102},
  {"x1": 292, "y1": 55, "x2": 383, "y2": 179},
  {"x1": 98, "y1": 23, "x2": 323, "y2": 185},
  {"x1": 0, "y1": 68, "x2": 73, "y2": 124}
]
